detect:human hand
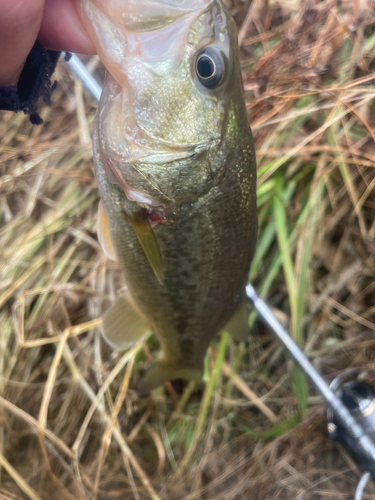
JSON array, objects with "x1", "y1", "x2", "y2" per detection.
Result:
[{"x1": 0, "y1": 0, "x2": 96, "y2": 86}]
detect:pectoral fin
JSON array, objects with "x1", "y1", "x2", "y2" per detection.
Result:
[
  {"x1": 124, "y1": 210, "x2": 164, "y2": 285},
  {"x1": 138, "y1": 361, "x2": 203, "y2": 394},
  {"x1": 224, "y1": 299, "x2": 250, "y2": 342},
  {"x1": 97, "y1": 201, "x2": 117, "y2": 261},
  {"x1": 102, "y1": 295, "x2": 150, "y2": 350}
]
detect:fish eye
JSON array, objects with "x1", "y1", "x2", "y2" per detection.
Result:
[{"x1": 195, "y1": 48, "x2": 225, "y2": 89}]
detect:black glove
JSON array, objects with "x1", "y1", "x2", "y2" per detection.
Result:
[{"x1": 0, "y1": 40, "x2": 60, "y2": 124}]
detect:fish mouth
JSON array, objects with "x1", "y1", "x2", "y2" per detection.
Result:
[{"x1": 90, "y1": 0, "x2": 226, "y2": 207}]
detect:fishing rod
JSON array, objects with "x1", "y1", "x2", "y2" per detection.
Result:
[{"x1": 63, "y1": 52, "x2": 375, "y2": 499}]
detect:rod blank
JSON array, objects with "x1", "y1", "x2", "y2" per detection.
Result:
[{"x1": 63, "y1": 53, "x2": 102, "y2": 102}]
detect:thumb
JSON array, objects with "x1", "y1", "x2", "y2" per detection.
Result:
[{"x1": 0, "y1": 0, "x2": 45, "y2": 86}]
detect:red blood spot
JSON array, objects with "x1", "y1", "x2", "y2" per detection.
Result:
[{"x1": 145, "y1": 208, "x2": 163, "y2": 224}]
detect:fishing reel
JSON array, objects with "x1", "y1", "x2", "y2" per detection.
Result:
[{"x1": 327, "y1": 368, "x2": 375, "y2": 499}]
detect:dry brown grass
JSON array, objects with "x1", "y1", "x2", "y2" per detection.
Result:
[{"x1": 0, "y1": 0, "x2": 375, "y2": 498}]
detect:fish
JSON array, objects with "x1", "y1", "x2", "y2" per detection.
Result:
[{"x1": 78, "y1": 0, "x2": 258, "y2": 393}]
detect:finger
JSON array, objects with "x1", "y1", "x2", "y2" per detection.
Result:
[
  {"x1": 0, "y1": 0, "x2": 45, "y2": 86},
  {"x1": 38, "y1": 0, "x2": 96, "y2": 55}
]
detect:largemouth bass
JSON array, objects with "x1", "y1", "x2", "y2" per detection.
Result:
[{"x1": 78, "y1": 0, "x2": 258, "y2": 392}]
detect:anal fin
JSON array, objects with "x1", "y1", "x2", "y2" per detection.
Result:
[{"x1": 102, "y1": 295, "x2": 150, "y2": 350}]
